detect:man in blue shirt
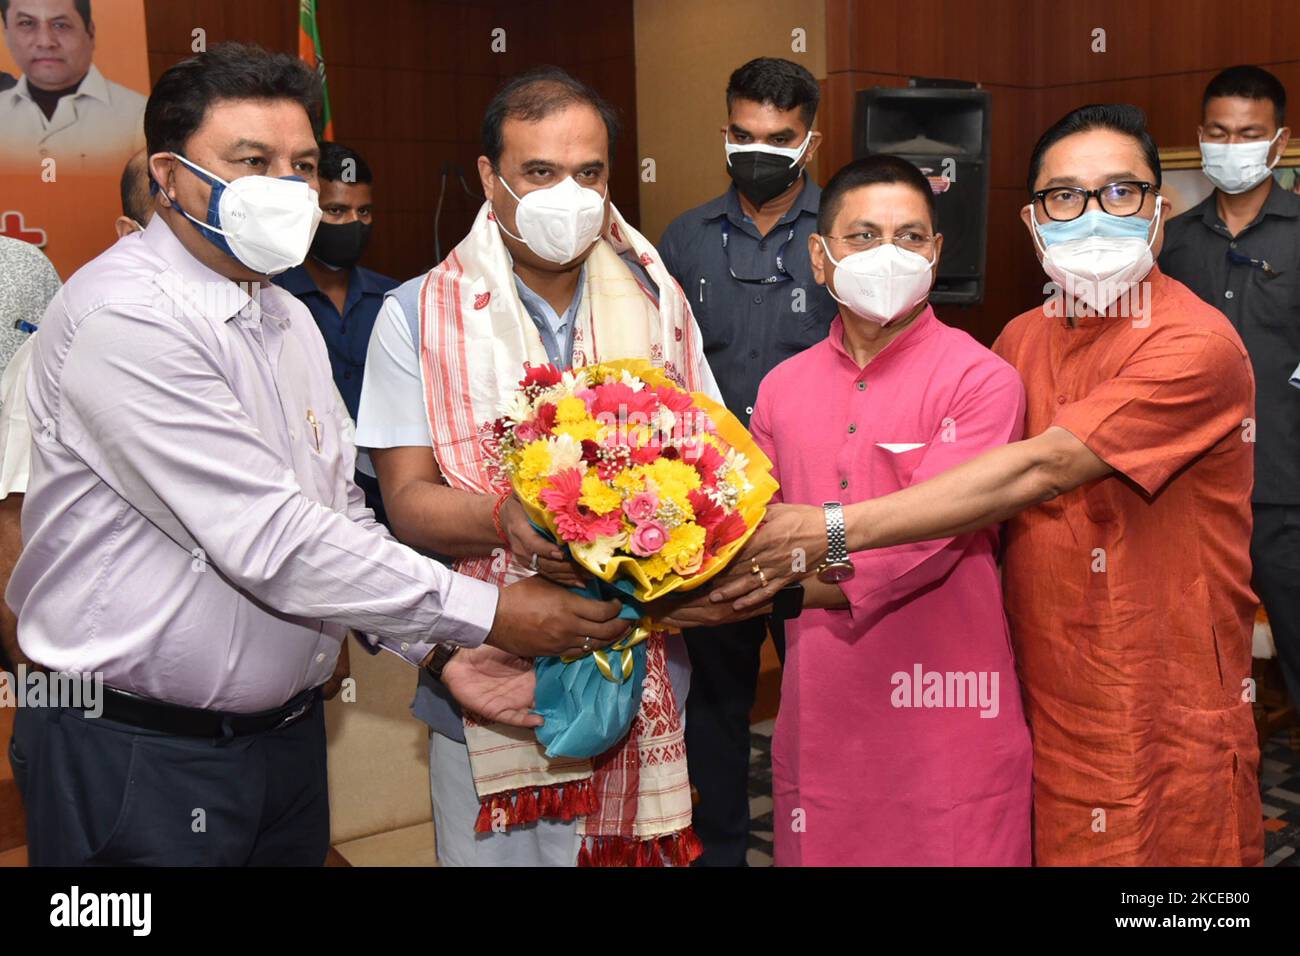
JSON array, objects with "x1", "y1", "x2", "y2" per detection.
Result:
[
  {"x1": 658, "y1": 57, "x2": 837, "y2": 866},
  {"x1": 275, "y1": 141, "x2": 397, "y2": 525}
]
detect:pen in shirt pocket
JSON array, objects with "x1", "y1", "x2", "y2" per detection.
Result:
[
  {"x1": 306, "y1": 408, "x2": 321, "y2": 452},
  {"x1": 698, "y1": 277, "x2": 706, "y2": 304}
]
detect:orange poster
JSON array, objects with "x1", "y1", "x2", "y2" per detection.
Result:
[{"x1": 0, "y1": 0, "x2": 150, "y2": 278}]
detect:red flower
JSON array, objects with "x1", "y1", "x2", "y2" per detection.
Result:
[
  {"x1": 688, "y1": 489, "x2": 725, "y2": 531},
  {"x1": 653, "y1": 384, "x2": 694, "y2": 415},
  {"x1": 707, "y1": 511, "x2": 747, "y2": 553},
  {"x1": 587, "y1": 381, "x2": 660, "y2": 422},
  {"x1": 520, "y1": 363, "x2": 563, "y2": 390}
]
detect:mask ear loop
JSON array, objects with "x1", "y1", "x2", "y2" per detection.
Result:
[
  {"x1": 1143, "y1": 195, "x2": 1163, "y2": 252},
  {"x1": 1026, "y1": 202, "x2": 1051, "y2": 258},
  {"x1": 1266, "y1": 128, "x2": 1285, "y2": 172},
  {"x1": 170, "y1": 152, "x2": 240, "y2": 241}
]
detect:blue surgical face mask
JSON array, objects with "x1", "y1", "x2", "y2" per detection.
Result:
[{"x1": 1034, "y1": 209, "x2": 1154, "y2": 247}]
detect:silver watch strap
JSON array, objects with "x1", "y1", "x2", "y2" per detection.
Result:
[{"x1": 822, "y1": 501, "x2": 848, "y2": 565}]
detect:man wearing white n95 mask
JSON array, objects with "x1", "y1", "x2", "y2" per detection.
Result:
[
  {"x1": 716, "y1": 154, "x2": 1034, "y2": 865},
  {"x1": 7, "y1": 43, "x2": 627, "y2": 867},
  {"x1": 356, "y1": 66, "x2": 719, "y2": 866}
]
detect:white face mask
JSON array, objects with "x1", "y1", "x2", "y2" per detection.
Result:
[
  {"x1": 1030, "y1": 197, "x2": 1162, "y2": 313},
  {"x1": 1200, "y1": 129, "x2": 1282, "y2": 194},
  {"x1": 170, "y1": 153, "x2": 322, "y2": 275},
  {"x1": 819, "y1": 238, "x2": 935, "y2": 325},
  {"x1": 494, "y1": 175, "x2": 607, "y2": 264}
]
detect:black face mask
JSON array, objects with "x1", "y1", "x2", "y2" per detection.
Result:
[
  {"x1": 310, "y1": 220, "x2": 372, "y2": 269},
  {"x1": 726, "y1": 151, "x2": 803, "y2": 207}
]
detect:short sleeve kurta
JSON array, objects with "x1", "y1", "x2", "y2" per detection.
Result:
[{"x1": 992, "y1": 266, "x2": 1264, "y2": 866}]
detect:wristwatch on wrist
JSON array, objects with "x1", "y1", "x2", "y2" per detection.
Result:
[
  {"x1": 421, "y1": 642, "x2": 461, "y2": 682},
  {"x1": 816, "y1": 501, "x2": 856, "y2": 584}
]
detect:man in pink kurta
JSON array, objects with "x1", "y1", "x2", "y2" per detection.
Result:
[{"x1": 748, "y1": 156, "x2": 1033, "y2": 866}]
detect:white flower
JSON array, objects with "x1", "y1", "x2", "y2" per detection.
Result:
[
  {"x1": 547, "y1": 433, "x2": 584, "y2": 475},
  {"x1": 499, "y1": 391, "x2": 534, "y2": 424},
  {"x1": 655, "y1": 406, "x2": 676, "y2": 435},
  {"x1": 572, "y1": 531, "x2": 628, "y2": 571},
  {"x1": 619, "y1": 369, "x2": 645, "y2": 392}
]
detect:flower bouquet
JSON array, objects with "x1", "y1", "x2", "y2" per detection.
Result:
[{"x1": 486, "y1": 358, "x2": 778, "y2": 758}]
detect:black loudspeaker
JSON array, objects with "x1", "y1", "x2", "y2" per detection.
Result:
[{"x1": 852, "y1": 85, "x2": 991, "y2": 305}]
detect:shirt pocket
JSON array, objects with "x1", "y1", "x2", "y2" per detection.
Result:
[
  {"x1": 692, "y1": 275, "x2": 735, "y2": 354},
  {"x1": 775, "y1": 281, "x2": 835, "y2": 355},
  {"x1": 874, "y1": 442, "x2": 928, "y2": 486},
  {"x1": 1248, "y1": 263, "x2": 1300, "y2": 331}
]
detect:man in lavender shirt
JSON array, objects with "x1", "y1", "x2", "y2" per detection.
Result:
[{"x1": 4, "y1": 43, "x2": 629, "y2": 867}]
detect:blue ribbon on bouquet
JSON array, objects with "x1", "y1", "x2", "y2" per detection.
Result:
[{"x1": 527, "y1": 520, "x2": 649, "y2": 759}]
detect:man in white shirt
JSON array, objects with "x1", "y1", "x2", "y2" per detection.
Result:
[{"x1": 0, "y1": 0, "x2": 145, "y2": 174}]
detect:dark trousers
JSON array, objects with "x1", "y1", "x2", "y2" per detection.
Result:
[
  {"x1": 1253, "y1": 504, "x2": 1300, "y2": 711},
  {"x1": 8, "y1": 690, "x2": 329, "y2": 866},
  {"x1": 683, "y1": 615, "x2": 784, "y2": 867}
]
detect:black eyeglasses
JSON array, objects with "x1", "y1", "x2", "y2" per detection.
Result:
[{"x1": 1032, "y1": 180, "x2": 1157, "y2": 222}]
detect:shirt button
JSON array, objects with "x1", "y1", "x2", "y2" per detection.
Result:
[
  {"x1": 315, "y1": 653, "x2": 326, "y2": 663},
  {"x1": 1057, "y1": 395, "x2": 1067, "y2": 405},
  {"x1": 1225, "y1": 290, "x2": 1234, "y2": 299},
  {"x1": 749, "y1": 349, "x2": 759, "y2": 359},
  {"x1": 745, "y1": 405, "x2": 754, "y2": 415},
  {"x1": 1229, "y1": 241, "x2": 1237, "y2": 249},
  {"x1": 856, "y1": 381, "x2": 866, "y2": 391},
  {"x1": 400, "y1": 642, "x2": 410, "y2": 652},
  {"x1": 753, "y1": 295, "x2": 763, "y2": 305},
  {"x1": 847, "y1": 423, "x2": 857, "y2": 434},
  {"x1": 839, "y1": 478, "x2": 848, "y2": 490}
]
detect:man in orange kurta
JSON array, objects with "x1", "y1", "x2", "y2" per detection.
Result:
[
  {"x1": 704, "y1": 104, "x2": 1265, "y2": 866},
  {"x1": 993, "y1": 263, "x2": 1262, "y2": 865}
]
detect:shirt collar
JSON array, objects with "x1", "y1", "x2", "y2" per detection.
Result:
[
  {"x1": 827, "y1": 302, "x2": 937, "y2": 368},
  {"x1": 142, "y1": 214, "x2": 287, "y2": 326},
  {"x1": 1198, "y1": 178, "x2": 1300, "y2": 229},
  {"x1": 14, "y1": 63, "x2": 108, "y2": 105}
]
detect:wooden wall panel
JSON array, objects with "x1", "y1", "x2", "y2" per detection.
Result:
[
  {"x1": 144, "y1": 0, "x2": 640, "y2": 284},
  {"x1": 824, "y1": 0, "x2": 1300, "y2": 344}
]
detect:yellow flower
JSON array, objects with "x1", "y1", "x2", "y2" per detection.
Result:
[
  {"x1": 553, "y1": 419, "x2": 602, "y2": 443},
  {"x1": 516, "y1": 477, "x2": 543, "y2": 507},
  {"x1": 611, "y1": 470, "x2": 644, "y2": 495},
  {"x1": 555, "y1": 396, "x2": 590, "y2": 425},
  {"x1": 661, "y1": 523, "x2": 706, "y2": 566},
  {"x1": 639, "y1": 553, "x2": 672, "y2": 582},
  {"x1": 579, "y1": 474, "x2": 622, "y2": 515},
  {"x1": 516, "y1": 439, "x2": 553, "y2": 482}
]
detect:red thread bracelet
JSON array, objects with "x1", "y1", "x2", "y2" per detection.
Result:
[{"x1": 491, "y1": 491, "x2": 512, "y2": 547}]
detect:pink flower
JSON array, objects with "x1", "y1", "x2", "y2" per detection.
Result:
[
  {"x1": 623, "y1": 490, "x2": 659, "y2": 523},
  {"x1": 540, "y1": 468, "x2": 622, "y2": 543},
  {"x1": 629, "y1": 520, "x2": 669, "y2": 556}
]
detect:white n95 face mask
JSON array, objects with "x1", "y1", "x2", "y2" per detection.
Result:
[
  {"x1": 1200, "y1": 130, "x2": 1282, "y2": 194},
  {"x1": 495, "y1": 175, "x2": 607, "y2": 264},
  {"x1": 171, "y1": 153, "x2": 322, "y2": 275},
  {"x1": 1030, "y1": 198, "x2": 1161, "y2": 313},
  {"x1": 819, "y1": 238, "x2": 935, "y2": 325}
]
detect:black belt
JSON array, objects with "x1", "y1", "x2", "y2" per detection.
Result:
[{"x1": 96, "y1": 685, "x2": 320, "y2": 738}]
